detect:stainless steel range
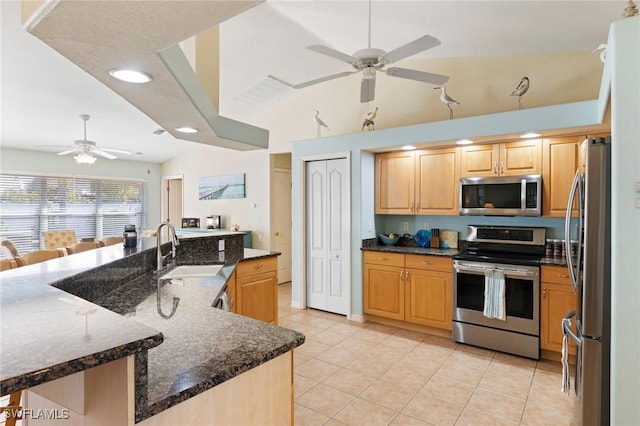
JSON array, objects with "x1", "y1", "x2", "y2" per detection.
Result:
[{"x1": 452, "y1": 225, "x2": 546, "y2": 359}]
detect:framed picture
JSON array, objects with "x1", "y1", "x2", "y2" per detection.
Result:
[{"x1": 198, "y1": 173, "x2": 245, "y2": 200}]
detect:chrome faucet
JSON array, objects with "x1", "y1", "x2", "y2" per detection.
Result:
[{"x1": 156, "y1": 222, "x2": 180, "y2": 272}]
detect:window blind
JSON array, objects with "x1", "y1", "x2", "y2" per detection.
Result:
[{"x1": 0, "y1": 173, "x2": 147, "y2": 256}]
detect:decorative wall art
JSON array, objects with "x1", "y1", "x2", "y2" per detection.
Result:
[{"x1": 198, "y1": 173, "x2": 246, "y2": 200}]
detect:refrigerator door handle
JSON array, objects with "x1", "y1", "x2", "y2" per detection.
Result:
[
  {"x1": 564, "y1": 170, "x2": 582, "y2": 293},
  {"x1": 562, "y1": 310, "x2": 582, "y2": 396}
]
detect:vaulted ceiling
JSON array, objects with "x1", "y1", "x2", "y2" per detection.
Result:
[{"x1": 0, "y1": 1, "x2": 625, "y2": 163}]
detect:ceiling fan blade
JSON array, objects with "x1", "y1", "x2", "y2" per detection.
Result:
[
  {"x1": 56, "y1": 148, "x2": 80, "y2": 156},
  {"x1": 385, "y1": 67, "x2": 449, "y2": 86},
  {"x1": 380, "y1": 35, "x2": 441, "y2": 64},
  {"x1": 360, "y1": 77, "x2": 376, "y2": 103},
  {"x1": 268, "y1": 71, "x2": 355, "y2": 89},
  {"x1": 307, "y1": 45, "x2": 357, "y2": 65},
  {"x1": 100, "y1": 147, "x2": 133, "y2": 155},
  {"x1": 91, "y1": 149, "x2": 117, "y2": 160}
]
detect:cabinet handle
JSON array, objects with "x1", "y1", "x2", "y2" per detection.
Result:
[
  {"x1": 557, "y1": 274, "x2": 569, "y2": 278},
  {"x1": 400, "y1": 271, "x2": 404, "y2": 280},
  {"x1": 410, "y1": 202, "x2": 415, "y2": 213},
  {"x1": 379, "y1": 257, "x2": 389, "y2": 261},
  {"x1": 500, "y1": 161, "x2": 505, "y2": 174},
  {"x1": 405, "y1": 271, "x2": 410, "y2": 280},
  {"x1": 254, "y1": 264, "x2": 263, "y2": 270},
  {"x1": 543, "y1": 286, "x2": 547, "y2": 299},
  {"x1": 421, "y1": 261, "x2": 432, "y2": 265},
  {"x1": 493, "y1": 161, "x2": 498, "y2": 174},
  {"x1": 228, "y1": 296, "x2": 235, "y2": 309}
]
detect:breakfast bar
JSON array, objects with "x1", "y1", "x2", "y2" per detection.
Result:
[{"x1": 0, "y1": 232, "x2": 304, "y2": 424}]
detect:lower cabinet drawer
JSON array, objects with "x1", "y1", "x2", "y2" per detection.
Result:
[
  {"x1": 405, "y1": 254, "x2": 452, "y2": 272},
  {"x1": 236, "y1": 256, "x2": 277, "y2": 278},
  {"x1": 363, "y1": 251, "x2": 405, "y2": 268}
]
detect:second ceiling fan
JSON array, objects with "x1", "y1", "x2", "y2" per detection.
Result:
[{"x1": 269, "y1": 1, "x2": 449, "y2": 103}]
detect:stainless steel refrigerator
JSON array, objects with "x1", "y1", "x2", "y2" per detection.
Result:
[{"x1": 563, "y1": 137, "x2": 611, "y2": 425}]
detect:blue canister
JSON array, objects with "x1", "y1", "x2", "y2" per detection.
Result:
[{"x1": 123, "y1": 224, "x2": 137, "y2": 248}]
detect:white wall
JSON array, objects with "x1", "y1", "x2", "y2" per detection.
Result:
[
  {"x1": 160, "y1": 143, "x2": 270, "y2": 248},
  {"x1": 0, "y1": 147, "x2": 163, "y2": 227},
  {"x1": 609, "y1": 16, "x2": 640, "y2": 425}
]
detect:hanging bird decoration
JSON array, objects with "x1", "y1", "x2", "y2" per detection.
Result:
[
  {"x1": 313, "y1": 109, "x2": 329, "y2": 137},
  {"x1": 510, "y1": 76, "x2": 530, "y2": 110},
  {"x1": 623, "y1": 0, "x2": 638, "y2": 18},
  {"x1": 434, "y1": 86, "x2": 459, "y2": 119},
  {"x1": 362, "y1": 107, "x2": 378, "y2": 131},
  {"x1": 592, "y1": 44, "x2": 608, "y2": 63}
]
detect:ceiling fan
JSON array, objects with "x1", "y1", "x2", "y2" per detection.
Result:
[
  {"x1": 268, "y1": 1, "x2": 449, "y2": 103},
  {"x1": 55, "y1": 114, "x2": 132, "y2": 163}
]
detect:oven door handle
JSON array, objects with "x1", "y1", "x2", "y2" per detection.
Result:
[{"x1": 453, "y1": 263, "x2": 536, "y2": 277}]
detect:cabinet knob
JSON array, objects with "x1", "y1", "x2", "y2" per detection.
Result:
[
  {"x1": 557, "y1": 274, "x2": 569, "y2": 278},
  {"x1": 500, "y1": 161, "x2": 505, "y2": 174},
  {"x1": 255, "y1": 264, "x2": 263, "y2": 270},
  {"x1": 379, "y1": 257, "x2": 389, "y2": 261},
  {"x1": 543, "y1": 286, "x2": 547, "y2": 299},
  {"x1": 493, "y1": 161, "x2": 498, "y2": 175},
  {"x1": 275, "y1": 232, "x2": 281, "y2": 237},
  {"x1": 400, "y1": 271, "x2": 404, "y2": 280},
  {"x1": 421, "y1": 261, "x2": 432, "y2": 265},
  {"x1": 405, "y1": 271, "x2": 410, "y2": 280}
]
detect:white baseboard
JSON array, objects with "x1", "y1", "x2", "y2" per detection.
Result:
[
  {"x1": 348, "y1": 313, "x2": 366, "y2": 323},
  {"x1": 290, "y1": 301, "x2": 304, "y2": 309}
]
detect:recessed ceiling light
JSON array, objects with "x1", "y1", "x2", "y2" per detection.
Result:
[
  {"x1": 521, "y1": 132, "x2": 541, "y2": 139},
  {"x1": 401, "y1": 145, "x2": 416, "y2": 150},
  {"x1": 175, "y1": 126, "x2": 198, "y2": 134},
  {"x1": 456, "y1": 139, "x2": 474, "y2": 145},
  {"x1": 109, "y1": 69, "x2": 152, "y2": 83}
]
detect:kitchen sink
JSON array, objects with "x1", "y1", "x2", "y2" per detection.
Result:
[{"x1": 159, "y1": 264, "x2": 223, "y2": 280}]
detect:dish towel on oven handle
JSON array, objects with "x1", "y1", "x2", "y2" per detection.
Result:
[
  {"x1": 483, "y1": 268, "x2": 506, "y2": 320},
  {"x1": 561, "y1": 317, "x2": 571, "y2": 394}
]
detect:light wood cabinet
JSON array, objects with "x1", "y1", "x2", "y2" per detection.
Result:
[
  {"x1": 542, "y1": 136, "x2": 583, "y2": 217},
  {"x1": 374, "y1": 151, "x2": 415, "y2": 214},
  {"x1": 234, "y1": 256, "x2": 278, "y2": 324},
  {"x1": 404, "y1": 255, "x2": 452, "y2": 330},
  {"x1": 415, "y1": 147, "x2": 460, "y2": 215},
  {"x1": 363, "y1": 252, "x2": 452, "y2": 330},
  {"x1": 375, "y1": 147, "x2": 460, "y2": 215},
  {"x1": 460, "y1": 140, "x2": 542, "y2": 177},
  {"x1": 541, "y1": 265, "x2": 578, "y2": 354}
]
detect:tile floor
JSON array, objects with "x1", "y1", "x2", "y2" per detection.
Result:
[{"x1": 278, "y1": 283, "x2": 576, "y2": 426}]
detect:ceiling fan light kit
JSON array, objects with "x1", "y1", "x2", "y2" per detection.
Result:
[{"x1": 74, "y1": 152, "x2": 97, "y2": 164}]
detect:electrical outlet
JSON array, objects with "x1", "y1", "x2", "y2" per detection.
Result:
[
  {"x1": 368, "y1": 221, "x2": 373, "y2": 232},
  {"x1": 218, "y1": 239, "x2": 225, "y2": 251},
  {"x1": 403, "y1": 222, "x2": 409, "y2": 231},
  {"x1": 423, "y1": 222, "x2": 430, "y2": 230}
]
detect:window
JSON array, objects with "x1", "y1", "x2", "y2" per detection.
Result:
[{"x1": 0, "y1": 173, "x2": 147, "y2": 256}]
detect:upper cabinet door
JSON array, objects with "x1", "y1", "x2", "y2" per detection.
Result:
[
  {"x1": 460, "y1": 140, "x2": 542, "y2": 177},
  {"x1": 375, "y1": 151, "x2": 415, "y2": 214},
  {"x1": 499, "y1": 139, "x2": 542, "y2": 176},
  {"x1": 460, "y1": 144, "x2": 499, "y2": 177},
  {"x1": 415, "y1": 147, "x2": 460, "y2": 215},
  {"x1": 542, "y1": 136, "x2": 584, "y2": 217}
]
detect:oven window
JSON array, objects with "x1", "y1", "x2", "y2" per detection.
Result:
[{"x1": 456, "y1": 273, "x2": 534, "y2": 319}]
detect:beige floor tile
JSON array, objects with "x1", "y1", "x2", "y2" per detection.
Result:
[
  {"x1": 314, "y1": 346, "x2": 361, "y2": 368},
  {"x1": 493, "y1": 352, "x2": 538, "y2": 368},
  {"x1": 380, "y1": 334, "x2": 421, "y2": 352},
  {"x1": 532, "y1": 368, "x2": 564, "y2": 388},
  {"x1": 455, "y1": 408, "x2": 518, "y2": 426},
  {"x1": 289, "y1": 310, "x2": 321, "y2": 323},
  {"x1": 296, "y1": 383, "x2": 355, "y2": 417},
  {"x1": 295, "y1": 339, "x2": 332, "y2": 357},
  {"x1": 388, "y1": 413, "x2": 429, "y2": 425},
  {"x1": 420, "y1": 375, "x2": 475, "y2": 405},
  {"x1": 335, "y1": 337, "x2": 376, "y2": 354},
  {"x1": 294, "y1": 402, "x2": 330, "y2": 426},
  {"x1": 310, "y1": 329, "x2": 349, "y2": 346},
  {"x1": 446, "y1": 349, "x2": 493, "y2": 371},
  {"x1": 322, "y1": 368, "x2": 376, "y2": 396},
  {"x1": 353, "y1": 328, "x2": 392, "y2": 344},
  {"x1": 360, "y1": 379, "x2": 417, "y2": 411},
  {"x1": 526, "y1": 383, "x2": 576, "y2": 412},
  {"x1": 288, "y1": 322, "x2": 326, "y2": 337},
  {"x1": 297, "y1": 358, "x2": 342, "y2": 382},
  {"x1": 365, "y1": 322, "x2": 399, "y2": 334},
  {"x1": 393, "y1": 328, "x2": 427, "y2": 342},
  {"x1": 307, "y1": 316, "x2": 340, "y2": 330},
  {"x1": 424, "y1": 334, "x2": 459, "y2": 349},
  {"x1": 345, "y1": 354, "x2": 395, "y2": 377},
  {"x1": 465, "y1": 388, "x2": 526, "y2": 423},
  {"x1": 455, "y1": 344, "x2": 497, "y2": 359},
  {"x1": 402, "y1": 393, "x2": 463, "y2": 426},
  {"x1": 521, "y1": 402, "x2": 575, "y2": 425},
  {"x1": 278, "y1": 305, "x2": 298, "y2": 317},
  {"x1": 379, "y1": 365, "x2": 434, "y2": 391},
  {"x1": 324, "y1": 419, "x2": 348, "y2": 426},
  {"x1": 295, "y1": 373, "x2": 319, "y2": 399},
  {"x1": 327, "y1": 321, "x2": 366, "y2": 336},
  {"x1": 333, "y1": 397, "x2": 397, "y2": 426},
  {"x1": 535, "y1": 359, "x2": 564, "y2": 373},
  {"x1": 294, "y1": 353, "x2": 311, "y2": 367},
  {"x1": 434, "y1": 363, "x2": 486, "y2": 387},
  {"x1": 479, "y1": 363, "x2": 534, "y2": 400},
  {"x1": 412, "y1": 341, "x2": 456, "y2": 360}
]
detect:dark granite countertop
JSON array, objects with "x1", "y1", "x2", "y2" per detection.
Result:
[
  {"x1": 0, "y1": 235, "x2": 304, "y2": 423},
  {"x1": 361, "y1": 244, "x2": 460, "y2": 257}
]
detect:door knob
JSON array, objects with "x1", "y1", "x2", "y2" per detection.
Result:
[{"x1": 275, "y1": 232, "x2": 281, "y2": 236}]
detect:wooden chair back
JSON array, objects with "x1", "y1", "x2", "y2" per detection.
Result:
[
  {"x1": 99, "y1": 236, "x2": 123, "y2": 247},
  {"x1": 16, "y1": 249, "x2": 63, "y2": 266},
  {"x1": 42, "y1": 230, "x2": 78, "y2": 249},
  {"x1": 66, "y1": 241, "x2": 101, "y2": 254},
  {"x1": 0, "y1": 258, "x2": 18, "y2": 271}
]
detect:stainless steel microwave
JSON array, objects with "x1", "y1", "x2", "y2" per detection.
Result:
[{"x1": 459, "y1": 175, "x2": 542, "y2": 216}]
